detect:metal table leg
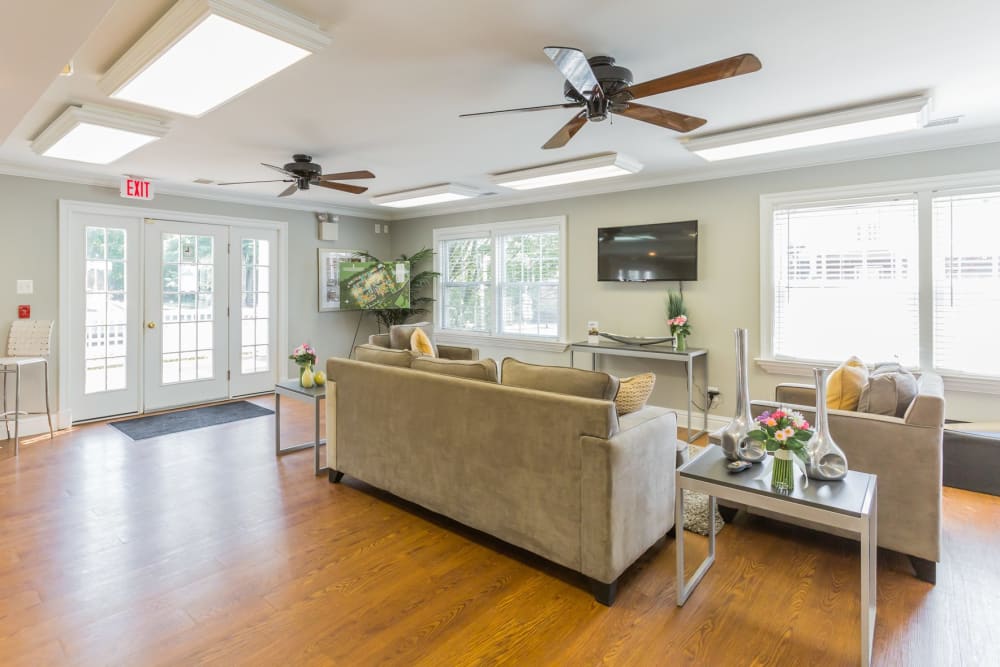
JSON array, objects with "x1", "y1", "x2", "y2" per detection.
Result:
[
  {"x1": 314, "y1": 394, "x2": 327, "y2": 476},
  {"x1": 274, "y1": 391, "x2": 281, "y2": 455},
  {"x1": 13, "y1": 365, "x2": 20, "y2": 455},
  {"x1": 861, "y1": 482, "x2": 878, "y2": 666}
]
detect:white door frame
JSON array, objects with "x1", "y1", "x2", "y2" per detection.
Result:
[{"x1": 58, "y1": 199, "x2": 289, "y2": 422}]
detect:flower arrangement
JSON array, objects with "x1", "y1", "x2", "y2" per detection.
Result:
[
  {"x1": 665, "y1": 291, "x2": 691, "y2": 337},
  {"x1": 289, "y1": 343, "x2": 317, "y2": 369},
  {"x1": 747, "y1": 408, "x2": 813, "y2": 491}
]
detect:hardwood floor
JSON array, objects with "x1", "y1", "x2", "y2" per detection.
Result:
[{"x1": 1, "y1": 402, "x2": 998, "y2": 666}]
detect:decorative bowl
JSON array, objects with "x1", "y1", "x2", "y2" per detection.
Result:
[{"x1": 598, "y1": 332, "x2": 675, "y2": 346}]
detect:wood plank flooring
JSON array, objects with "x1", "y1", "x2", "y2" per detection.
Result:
[{"x1": 1, "y1": 398, "x2": 998, "y2": 665}]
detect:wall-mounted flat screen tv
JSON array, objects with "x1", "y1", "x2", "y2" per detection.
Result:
[{"x1": 597, "y1": 220, "x2": 698, "y2": 282}]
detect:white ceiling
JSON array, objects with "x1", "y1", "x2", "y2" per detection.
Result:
[{"x1": 3, "y1": 0, "x2": 1000, "y2": 219}]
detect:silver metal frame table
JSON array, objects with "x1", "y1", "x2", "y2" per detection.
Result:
[
  {"x1": 274, "y1": 380, "x2": 327, "y2": 476},
  {"x1": 675, "y1": 446, "x2": 877, "y2": 666},
  {"x1": 569, "y1": 340, "x2": 709, "y2": 442}
]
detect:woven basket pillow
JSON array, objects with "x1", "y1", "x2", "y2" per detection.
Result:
[{"x1": 615, "y1": 372, "x2": 656, "y2": 416}]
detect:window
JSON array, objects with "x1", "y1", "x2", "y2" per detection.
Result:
[
  {"x1": 435, "y1": 217, "x2": 566, "y2": 342},
  {"x1": 771, "y1": 198, "x2": 920, "y2": 365},
  {"x1": 762, "y1": 177, "x2": 1000, "y2": 386}
]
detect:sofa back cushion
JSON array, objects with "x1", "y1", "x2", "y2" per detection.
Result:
[
  {"x1": 354, "y1": 343, "x2": 415, "y2": 368},
  {"x1": 412, "y1": 356, "x2": 498, "y2": 383},
  {"x1": 501, "y1": 357, "x2": 619, "y2": 401}
]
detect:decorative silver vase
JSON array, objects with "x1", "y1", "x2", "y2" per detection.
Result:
[
  {"x1": 718, "y1": 328, "x2": 766, "y2": 463},
  {"x1": 804, "y1": 368, "x2": 848, "y2": 480}
]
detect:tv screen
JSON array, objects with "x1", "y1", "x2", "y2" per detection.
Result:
[{"x1": 597, "y1": 220, "x2": 698, "y2": 282}]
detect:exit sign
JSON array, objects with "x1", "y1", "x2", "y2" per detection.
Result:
[{"x1": 121, "y1": 177, "x2": 154, "y2": 200}]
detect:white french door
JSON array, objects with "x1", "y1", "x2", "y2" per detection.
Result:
[
  {"x1": 143, "y1": 220, "x2": 230, "y2": 410},
  {"x1": 229, "y1": 227, "x2": 278, "y2": 396}
]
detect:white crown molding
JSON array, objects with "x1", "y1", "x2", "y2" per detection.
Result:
[{"x1": 0, "y1": 160, "x2": 390, "y2": 220}]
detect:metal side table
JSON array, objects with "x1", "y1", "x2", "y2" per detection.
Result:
[
  {"x1": 274, "y1": 380, "x2": 327, "y2": 475},
  {"x1": 676, "y1": 446, "x2": 877, "y2": 666}
]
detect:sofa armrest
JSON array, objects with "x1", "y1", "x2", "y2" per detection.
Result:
[
  {"x1": 580, "y1": 410, "x2": 677, "y2": 584},
  {"x1": 368, "y1": 333, "x2": 390, "y2": 348},
  {"x1": 775, "y1": 383, "x2": 817, "y2": 405},
  {"x1": 438, "y1": 344, "x2": 479, "y2": 361}
]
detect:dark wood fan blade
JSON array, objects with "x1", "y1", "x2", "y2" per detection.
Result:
[
  {"x1": 314, "y1": 181, "x2": 368, "y2": 195},
  {"x1": 625, "y1": 53, "x2": 762, "y2": 100},
  {"x1": 218, "y1": 179, "x2": 292, "y2": 185},
  {"x1": 542, "y1": 111, "x2": 589, "y2": 150},
  {"x1": 262, "y1": 162, "x2": 299, "y2": 178},
  {"x1": 543, "y1": 46, "x2": 603, "y2": 99},
  {"x1": 320, "y1": 170, "x2": 375, "y2": 181},
  {"x1": 618, "y1": 103, "x2": 707, "y2": 133},
  {"x1": 278, "y1": 184, "x2": 298, "y2": 197},
  {"x1": 460, "y1": 102, "x2": 584, "y2": 118}
]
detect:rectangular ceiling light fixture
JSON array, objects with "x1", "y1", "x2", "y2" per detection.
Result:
[
  {"x1": 682, "y1": 96, "x2": 931, "y2": 161},
  {"x1": 491, "y1": 153, "x2": 643, "y2": 190},
  {"x1": 99, "y1": 0, "x2": 330, "y2": 117},
  {"x1": 32, "y1": 105, "x2": 169, "y2": 164},
  {"x1": 371, "y1": 184, "x2": 481, "y2": 208}
]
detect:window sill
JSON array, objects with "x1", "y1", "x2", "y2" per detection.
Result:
[
  {"x1": 436, "y1": 331, "x2": 569, "y2": 353},
  {"x1": 756, "y1": 358, "x2": 1000, "y2": 395}
]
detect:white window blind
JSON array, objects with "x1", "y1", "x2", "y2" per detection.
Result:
[
  {"x1": 932, "y1": 191, "x2": 1000, "y2": 376},
  {"x1": 772, "y1": 198, "x2": 920, "y2": 365},
  {"x1": 499, "y1": 230, "x2": 560, "y2": 337},
  {"x1": 440, "y1": 237, "x2": 492, "y2": 332}
]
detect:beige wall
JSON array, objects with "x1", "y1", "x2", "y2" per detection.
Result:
[
  {"x1": 0, "y1": 173, "x2": 388, "y2": 420},
  {"x1": 391, "y1": 142, "x2": 1000, "y2": 423}
]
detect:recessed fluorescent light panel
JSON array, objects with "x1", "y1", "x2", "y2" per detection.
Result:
[
  {"x1": 492, "y1": 153, "x2": 643, "y2": 190},
  {"x1": 32, "y1": 105, "x2": 169, "y2": 164},
  {"x1": 371, "y1": 184, "x2": 480, "y2": 208},
  {"x1": 683, "y1": 96, "x2": 930, "y2": 161},
  {"x1": 99, "y1": 0, "x2": 330, "y2": 117}
]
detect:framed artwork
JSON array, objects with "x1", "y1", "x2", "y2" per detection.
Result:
[{"x1": 318, "y1": 248, "x2": 363, "y2": 311}]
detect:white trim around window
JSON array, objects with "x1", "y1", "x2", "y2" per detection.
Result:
[
  {"x1": 758, "y1": 169, "x2": 1000, "y2": 395},
  {"x1": 433, "y1": 216, "x2": 568, "y2": 352}
]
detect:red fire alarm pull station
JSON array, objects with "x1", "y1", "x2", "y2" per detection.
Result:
[{"x1": 18, "y1": 305, "x2": 30, "y2": 319}]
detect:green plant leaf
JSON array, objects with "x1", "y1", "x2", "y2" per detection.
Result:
[{"x1": 747, "y1": 430, "x2": 767, "y2": 441}]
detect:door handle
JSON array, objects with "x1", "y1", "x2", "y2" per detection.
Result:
[{"x1": 147, "y1": 321, "x2": 156, "y2": 329}]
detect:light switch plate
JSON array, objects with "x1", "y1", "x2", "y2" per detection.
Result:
[
  {"x1": 16, "y1": 279, "x2": 33, "y2": 295},
  {"x1": 383, "y1": 224, "x2": 390, "y2": 234},
  {"x1": 374, "y1": 223, "x2": 381, "y2": 234}
]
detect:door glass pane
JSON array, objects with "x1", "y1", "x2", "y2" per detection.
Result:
[
  {"x1": 84, "y1": 226, "x2": 127, "y2": 394},
  {"x1": 240, "y1": 239, "x2": 271, "y2": 373},
  {"x1": 161, "y1": 233, "x2": 215, "y2": 384}
]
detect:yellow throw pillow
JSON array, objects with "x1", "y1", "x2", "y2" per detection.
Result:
[
  {"x1": 826, "y1": 356, "x2": 868, "y2": 410},
  {"x1": 410, "y1": 328, "x2": 436, "y2": 357},
  {"x1": 615, "y1": 373, "x2": 656, "y2": 416}
]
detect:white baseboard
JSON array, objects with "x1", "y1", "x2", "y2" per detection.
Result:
[
  {"x1": 663, "y1": 406, "x2": 731, "y2": 434},
  {"x1": 3, "y1": 410, "x2": 72, "y2": 437}
]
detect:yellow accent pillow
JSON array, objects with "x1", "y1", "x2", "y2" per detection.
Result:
[
  {"x1": 826, "y1": 356, "x2": 868, "y2": 410},
  {"x1": 615, "y1": 373, "x2": 656, "y2": 416},
  {"x1": 410, "y1": 328, "x2": 436, "y2": 357}
]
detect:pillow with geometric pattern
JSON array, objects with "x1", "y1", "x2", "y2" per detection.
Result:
[{"x1": 614, "y1": 372, "x2": 656, "y2": 416}]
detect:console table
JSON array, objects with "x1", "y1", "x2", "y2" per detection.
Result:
[
  {"x1": 274, "y1": 379, "x2": 326, "y2": 476},
  {"x1": 569, "y1": 340, "x2": 708, "y2": 442},
  {"x1": 676, "y1": 446, "x2": 877, "y2": 666}
]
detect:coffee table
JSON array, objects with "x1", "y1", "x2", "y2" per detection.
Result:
[
  {"x1": 675, "y1": 446, "x2": 877, "y2": 666},
  {"x1": 274, "y1": 380, "x2": 326, "y2": 475}
]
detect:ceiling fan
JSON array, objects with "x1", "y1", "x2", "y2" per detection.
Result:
[
  {"x1": 218, "y1": 154, "x2": 375, "y2": 197},
  {"x1": 461, "y1": 48, "x2": 761, "y2": 149}
]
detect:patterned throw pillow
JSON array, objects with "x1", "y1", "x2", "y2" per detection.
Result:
[{"x1": 615, "y1": 373, "x2": 656, "y2": 416}]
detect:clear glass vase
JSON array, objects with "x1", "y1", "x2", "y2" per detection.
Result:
[
  {"x1": 804, "y1": 368, "x2": 849, "y2": 481},
  {"x1": 771, "y1": 449, "x2": 795, "y2": 493}
]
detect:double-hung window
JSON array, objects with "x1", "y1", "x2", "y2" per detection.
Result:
[{"x1": 435, "y1": 217, "x2": 566, "y2": 342}]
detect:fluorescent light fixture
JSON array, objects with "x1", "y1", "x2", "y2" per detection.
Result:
[
  {"x1": 371, "y1": 184, "x2": 480, "y2": 208},
  {"x1": 491, "y1": 153, "x2": 643, "y2": 190},
  {"x1": 32, "y1": 105, "x2": 169, "y2": 164},
  {"x1": 99, "y1": 0, "x2": 330, "y2": 117},
  {"x1": 682, "y1": 96, "x2": 930, "y2": 161}
]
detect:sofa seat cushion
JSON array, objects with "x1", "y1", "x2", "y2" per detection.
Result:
[
  {"x1": 501, "y1": 357, "x2": 619, "y2": 401},
  {"x1": 827, "y1": 355, "x2": 869, "y2": 410},
  {"x1": 615, "y1": 373, "x2": 656, "y2": 416},
  {"x1": 859, "y1": 363, "x2": 918, "y2": 417},
  {"x1": 412, "y1": 356, "x2": 498, "y2": 382},
  {"x1": 354, "y1": 343, "x2": 415, "y2": 368}
]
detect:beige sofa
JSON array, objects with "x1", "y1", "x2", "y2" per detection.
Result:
[
  {"x1": 324, "y1": 355, "x2": 678, "y2": 605},
  {"x1": 732, "y1": 373, "x2": 945, "y2": 583}
]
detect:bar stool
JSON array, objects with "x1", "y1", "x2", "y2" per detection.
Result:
[{"x1": 1, "y1": 320, "x2": 55, "y2": 455}]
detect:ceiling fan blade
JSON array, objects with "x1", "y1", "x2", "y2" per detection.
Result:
[
  {"x1": 217, "y1": 179, "x2": 292, "y2": 186},
  {"x1": 278, "y1": 184, "x2": 299, "y2": 197},
  {"x1": 618, "y1": 102, "x2": 707, "y2": 133},
  {"x1": 262, "y1": 162, "x2": 299, "y2": 178},
  {"x1": 543, "y1": 46, "x2": 603, "y2": 99},
  {"x1": 320, "y1": 170, "x2": 375, "y2": 181},
  {"x1": 314, "y1": 181, "x2": 368, "y2": 195},
  {"x1": 542, "y1": 110, "x2": 589, "y2": 150},
  {"x1": 625, "y1": 53, "x2": 762, "y2": 100},
  {"x1": 460, "y1": 102, "x2": 584, "y2": 118}
]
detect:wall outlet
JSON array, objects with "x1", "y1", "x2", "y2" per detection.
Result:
[{"x1": 707, "y1": 386, "x2": 720, "y2": 395}]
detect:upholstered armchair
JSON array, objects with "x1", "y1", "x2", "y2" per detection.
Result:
[{"x1": 367, "y1": 333, "x2": 479, "y2": 361}]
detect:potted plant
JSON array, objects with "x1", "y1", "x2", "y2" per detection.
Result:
[
  {"x1": 747, "y1": 408, "x2": 813, "y2": 492},
  {"x1": 665, "y1": 291, "x2": 691, "y2": 351}
]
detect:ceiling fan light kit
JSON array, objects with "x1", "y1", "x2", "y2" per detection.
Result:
[
  {"x1": 682, "y1": 95, "x2": 931, "y2": 161},
  {"x1": 370, "y1": 184, "x2": 481, "y2": 208},
  {"x1": 99, "y1": 0, "x2": 330, "y2": 117},
  {"x1": 32, "y1": 104, "x2": 170, "y2": 164},
  {"x1": 491, "y1": 153, "x2": 643, "y2": 190}
]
